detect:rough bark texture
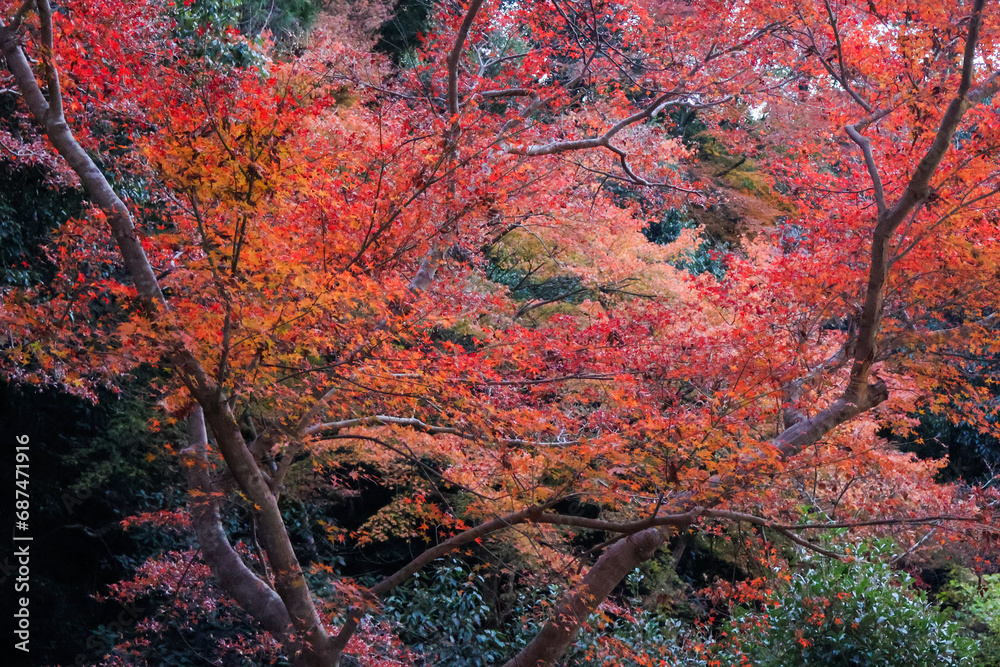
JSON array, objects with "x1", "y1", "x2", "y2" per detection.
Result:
[{"x1": 772, "y1": 379, "x2": 889, "y2": 458}]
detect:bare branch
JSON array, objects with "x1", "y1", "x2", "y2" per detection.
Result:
[
  {"x1": 455, "y1": 373, "x2": 616, "y2": 386},
  {"x1": 306, "y1": 414, "x2": 461, "y2": 437},
  {"x1": 0, "y1": 7, "x2": 167, "y2": 310},
  {"x1": 847, "y1": 0, "x2": 991, "y2": 403},
  {"x1": 447, "y1": 0, "x2": 486, "y2": 118},
  {"x1": 604, "y1": 142, "x2": 703, "y2": 193},
  {"x1": 306, "y1": 413, "x2": 579, "y2": 447},
  {"x1": 821, "y1": 0, "x2": 873, "y2": 113},
  {"x1": 9, "y1": 0, "x2": 34, "y2": 31},
  {"x1": 36, "y1": 0, "x2": 62, "y2": 120},
  {"x1": 770, "y1": 515, "x2": 992, "y2": 531},
  {"x1": 478, "y1": 88, "x2": 536, "y2": 99},
  {"x1": 879, "y1": 312, "x2": 999, "y2": 358},
  {"x1": 890, "y1": 525, "x2": 941, "y2": 564},
  {"x1": 373, "y1": 505, "x2": 548, "y2": 597},
  {"x1": 507, "y1": 91, "x2": 680, "y2": 157},
  {"x1": 845, "y1": 124, "x2": 886, "y2": 215},
  {"x1": 535, "y1": 506, "x2": 705, "y2": 534}
]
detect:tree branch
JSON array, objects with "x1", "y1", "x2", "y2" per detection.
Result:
[
  {"x1": 821, "y1": 0, "x2": 873, "y2": 113},
  {"x1": 306, "y1": 413, "x2": 578, "y2": 447},
  {"x1": 501, "y1": 527, "x2": 668, "y2": 667},
  {"x1": 35, "y1": 0, "x2": 62, "y2": 120},
  {"x1": 879, "y1": 313, "x2": 999, "y2": 359},
  {"x1": 447, "y1": 0, "x2": 486, "y2": 118},
  {"x1": 9, "y1": 0, "x2": 34, "y2": 32},
  {"x1": 771, "y1": 379, "x2": 889, "y2": 458},
  {"x1": 507, "y1": 91, "x2": 680, "y2": 157},
  {"x1": 770, "y1": 515, "x2": 995, "y2": 532},
  {"x1": 180, "y1": 407, "x2": 299, "y2": 651},
  {"x1": 845, "y1": 124, "x2": 886, "y2": 215},
  {"x1": 0, "y1": 5, "x2": 166, "y2": 311},
  {"x1": 847, "y1": 0, "x2": 991, "y2": 403},
  {"x1": 534, "y1": 507, "x2": 705, "y2": 534},
  {"x1": 330, "y1": 503, "x2": 549, "y2": 655}
]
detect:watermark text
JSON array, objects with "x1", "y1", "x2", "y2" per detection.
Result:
[{"x1": 13, "y1": 434, "x2": 31, "y2": 653}]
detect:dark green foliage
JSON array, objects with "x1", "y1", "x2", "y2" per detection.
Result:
[
  {"x1": 939, "y1": 569, "x2": 1000, "y2": 666},
  {"x1": 677, "y1": 239, "x2": 730, "y2": 280},
  {"x1": 643, "y1": 207, "x2": 689, "y2": 246},
  {"x1": 234, "y1": 0, "x2": 322, "y2": 41},
  {"x1": 896, "y1": 407, "x2": 1000, "y2": 483},
  {"x1": 0, "y1": 162, "x2": 83, "y2": 287},
  {"x1": 512, "y1": 274, "x2": 589, "y2": 305},
  {"x1": 0, "y1": 94, "x2": 85, "y2": 287},
  {"x1": 170, "y1": 0, "x2": 322, "y2": 67},
  {"x1": 384, "y1": 559, "x2": 508, "y2": 666},
  {"x1": 483, "y1": 247, "x2": 591, "y2": 308},
  {"x1": 643, "y1": 207, "x2": 730, "y2": 279},
  {"x1": 382, "y1": 559, "x2": 696, "y2": 667},
  {"x1": 662, "y1": 104, "x2": 708, "y2": 145},
  {"x1": 372, "y1": 541, "x2": 983, "y2": 667},
  {"x1": 376, "y1": 0, "x2": 436, "y2": 61},
  {"x1": 0, "y1": 372, "x2": 184, "y2": 665},
  {"x1": 171, "y1": 0, "x2": 266, "y2": 67},
  {"x1": 718, "y1": 541, "x2": 974, "y2": 667}
]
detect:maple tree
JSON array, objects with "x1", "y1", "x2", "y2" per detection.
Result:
[{"x1": 3, "y1": 0, "x2": 1000, "y2": 665}]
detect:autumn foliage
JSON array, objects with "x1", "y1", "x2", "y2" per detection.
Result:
[{"x1": 3, "y1": 0, "x2": 1000, "y2": 664}]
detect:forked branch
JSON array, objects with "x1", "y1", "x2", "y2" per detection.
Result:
[{"x1": 846, "y1": 0, "x2": 995, "y2": 403}]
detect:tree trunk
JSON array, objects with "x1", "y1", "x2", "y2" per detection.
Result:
[
  {"x1": 502, "y1": 527, "x2": 668, "y2": 667},
  {"x1": 198, "y1": 394, "x2": 338, "y2": 666},
  {"x1": 182, "y1": 407, "x2": 302, "y2": 652},
  {"x1": 3, "y1": 17, "x2": 340, "y2": 664}
]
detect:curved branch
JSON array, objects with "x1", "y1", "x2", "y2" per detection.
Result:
[
  {"x1": 330, "y1": 503, "x2": 550, "y2": 655},
  {"x1": 305, "y1": 414, "x2": 461, "y2": 438},
  {"x1": 771, "y1": 515, "x2": 996, "y2": 532},
  {"x1": 447, "y1": 0, "x2": 486, "y2": 117},
  {"x1": 181, "y1": 407, "x2": 299, "y2": 649},
  {"x1": 879, "y1": 313, "x2": 999, "y2": 360},
  {"x1": 501, "y1": 527, "x2": 668, "y2": 667},
  {"x1": 845, "y1": 124, "x2": 886, "y2": 215},
  {"x1": 306, "y1": 414, "x2": 579, "y2": 447},
  {"x1": 0, "y1": 5, "x2": 166, "y2": 311},
  {"x1": 847, "y1": 0, "x2": 993, "y2": 403},
  {"x1": 535, "y1": 507, "x2": 705, "y2": 533},
  {"x1": 820, "y1": 0, "x2": 873, "y2": 113},
  {"x1": 772, "y1": 379, "x2": 888, "y2": 457},
  {"x1": 507, "y1": 91, "x2": 680, "y2": 157},
  {"x1": 197, "y1": 394, "x2": 336, "y2": 666}
]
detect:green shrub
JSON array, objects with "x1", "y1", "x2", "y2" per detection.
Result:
[
  {"x1": 942, "y1": 569, "x2": 1000, "y2": 666},
  {"x1": 718, "y1": 541, "x2": 974, "y2": 667},
  {"x1": 383, "y1": 559, "x2": 507, "y2": 666},
  {"x1": 504, "y1": 570, "x2": 707, "y2": 667}
]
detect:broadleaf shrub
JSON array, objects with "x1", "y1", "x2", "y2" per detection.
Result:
[{"x1": 717, "y1": 541, "x2": 974, "y2": 667}]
